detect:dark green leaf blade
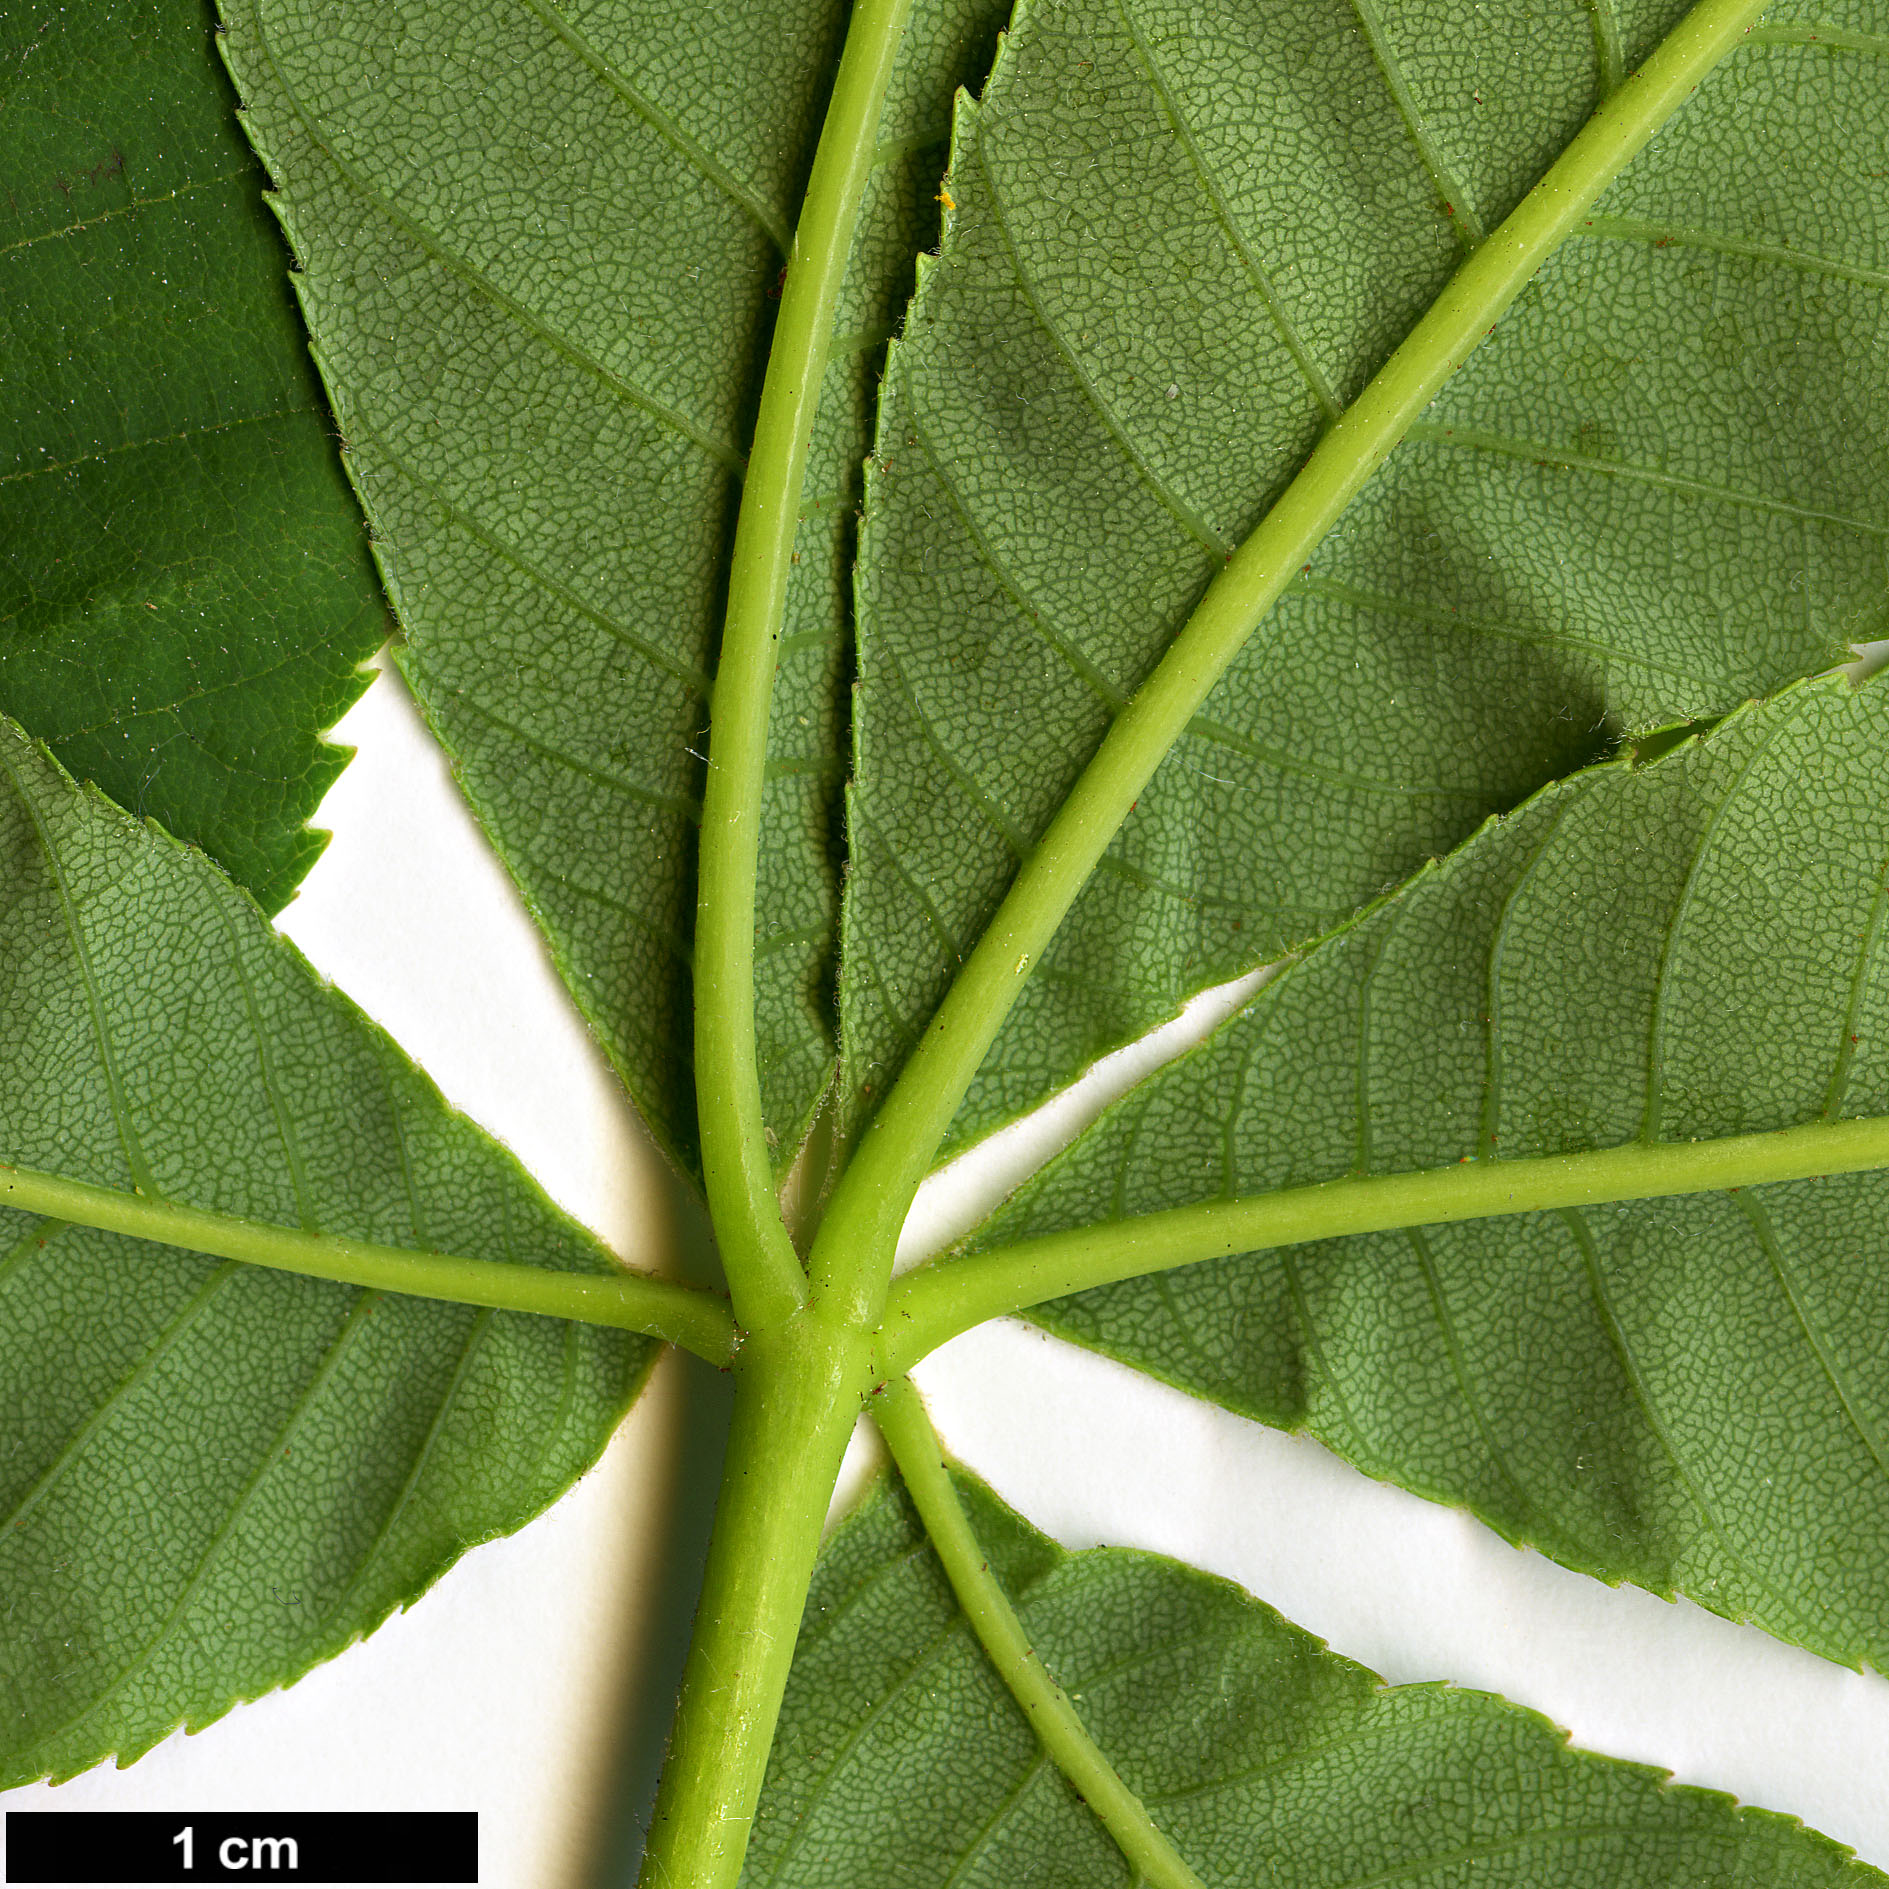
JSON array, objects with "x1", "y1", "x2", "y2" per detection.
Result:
[
  {"x1": 0, "y1": 716, "x2": 650, "y2": 1785},
  {"x1": 840, "y1": 0, "x2": 1889, "y2": 1157},
  {"x1": 217, "y1": 0, "x2": 1006, "y2": 1173},
  {"x1": 766, "y1": 2, "x2": 1009, "y2": 1168},
  {"x1": 748, "y1": 1469, "x2": 1878, "y2": 1886},
  {"x1": 971, "y1": 671, "x2": 1889, "y2": 1667},
  {"x1": 0, "y1": 0, "x2": 389, "y2": 913}
]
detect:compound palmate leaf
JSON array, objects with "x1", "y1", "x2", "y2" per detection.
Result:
[
  {"x1": 842, "y1": 0, "x2": 1889, "y2": 1153},
  {"x1": 0, "y1": 0, "x2": 389, "y2": 913},
  {"x1": 7, "y1": 0, "x2": 1888, "y2": 1877},
  {"x1": 217, "y1": 0, "x2": 1008, "y2": 1175},
  {"x1": 750, "y1": 1468, "x2": 1871, "y2": 1887},
  {"x1": 971, "y1": 672, "x2": 1889, "y2": 1668},
  {"x1": 0, "y1": 717, "x2": 649, "y2": 1783}
]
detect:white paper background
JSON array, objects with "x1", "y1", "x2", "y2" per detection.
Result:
[{"x1": 4, "y1": 656, "x2": 1886, "y2": 1887}]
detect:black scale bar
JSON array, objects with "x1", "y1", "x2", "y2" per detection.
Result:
[{"x1": 5, "y1": 1814, "x2": 476, "y2": 1884}]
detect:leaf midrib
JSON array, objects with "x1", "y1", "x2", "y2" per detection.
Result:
[
  {"x1": 0, "y1": 1161, "x2": 735, "y2": 1362},
  {"x1": 811, "y1": 0, "x2": 1781, "y2": 1301},
  {"x1": 884, "y1": 1111, "x2": 1889, "y2": 1368}
]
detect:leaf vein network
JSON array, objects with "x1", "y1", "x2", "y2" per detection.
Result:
[
  {"x1": 1086, "y1": 845, "x2": 1281, "y2": 919},
  {"x1": 443, "y1": 687, "x2": 701, "y2": 822},
  {"x1": 1639, "y1": 705, "x2": 1798, "y2": 1142},
  {"x1": 317, "y1": 1307, "x2": 497, "y2": 1633},
  {"x1": 0, "y1": 747, "x2": 153, "y2": 1194},
  {"x1": 933, "y1": 1750, "x2": 1054, "y2": 1889},
  {"x1": 968, "y1": 138, "x2": 1232, "y2": 556},
  {"x1": 44, "y1": 630, "x2": 375, "y2": 752},
  {"x1": 250, "y1": 14, "x2": 745, "y2": 472},
  {"x1": 790, "y1": 1538, "x2": 938, "y2": 1660},
  {"x1": 206, "y1": 883, "x2": 321, "y2": 1235},
  {"x1": 0, "y1": 171, "x2": 253, "y2": 262},
  {"x1": 491, "y1": 835, "x2": 693, "y2": 962},
  {"x1": 1342, "y1": 0, "x2": 1486, "y2": 245},
  {"x1": 379, "y1": 1066, "x2": 430, "y2": 1246},
  {"x1": 1733, "y1": 1190, "x2": 1889, "y2": 1485},
  {"x1": 1752, "y1": 22, "x2": 1889, "y2": 59},
  {"x1": 873, "y1": 642, "x2": 1031, "y2": 853},
  {"x1": 1558, "y1": 1206, "x2": 1804, "y2": 1631},
  {"x1": 755, "y1": 1612, "x2": 980, "y2": 1887},
  {"x1": 1223, "y1": 998, "x2": 1287, "y2": 1197},
  {"x1": 1584, "y1": 0, "x2": 1627, "y2": 96},
  {"x1": 1108, "y1": 0, "x2": 1342, "y2": 419},
  {"x1": 1280, "y1": 1249, "x2": 1375, "y2": 1470},
  {"x1": 0, "y1": 1262, "x2": 240, "y2": 1539},
  {"x1": 1180, "y1": 714, "x2": 1492, "y2": 800},
  {"x1": 1822, "y1": 848, "x2": 1889, "y2": 1119},
  {"x1": 354, "y1": 419, "x2": 713, "y2": 694},
  {"x1": 906, "y1": 411, "x2": 1130, "y2": 712},
  {"x1": 854, "y1": 807, "x2": 968, "y2": 967},
  {"x1": 512, "y1": 0, "x2": 793, "y2": 251},
  {"x1": 1404, "y1": 1225, "x2": 1537, "y2": 1520},
  {"x1": 853, "y1": 937, "x2": 931, "y2": 1055},
  {"x1": 33, "y1": 1286, "x2": 381, "y2": 1754},
  {"x1": 1142, "y1": 1703, "x2": 1424, "y2": 1807},
  {"x1": 1288, "y1": 574, "x2": 1699, "y2": 688},
  {"x1": 0, "y1": 1218, "x2": 65, "y2": 1292},
  {"x1": 1405, "y1": 423, "x2": 1889, "y2": 538},
  {"x1": 1480, "y1": 796, "x2": 1577, "y2": 1159},
  {"x1": 0, "y1": 409, "x2": 307, "y2": 493},
  {"x1": 1328, "y1": 1821, "x2": 1739, "y2": 1888},
  {"x1": 1583, "y1": 212, "x2": 1889, "y2": 292},
  {"x1": 519, "y1": 1320, "x2": 587, "y2": 1500}
]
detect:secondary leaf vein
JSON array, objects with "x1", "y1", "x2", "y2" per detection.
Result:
[{"x1": 970, "y1": 139, "x2": 1231, "y2": 556}]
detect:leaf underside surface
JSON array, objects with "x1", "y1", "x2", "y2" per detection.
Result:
[
  {"x1": 0, "y1": 718, "x2": 649, "y2": 1785},
  {"x1": 839, "y1": 0, "x2": 1889, "y2": 1156},
  {"x1": 217, "y1": 0, "x2": 1008, "y2": 1176},
  {"x1": 748, "y1": 1469, "x2": 1877, "y2": 1887},
  {"x1": 973, "y1": 674, "x2": 1889, "y2": 1668},
  {"x1": 0, "y1": 0, "x2": 390, "y2": 914},
  {"x1": 3, "y1": 0, "x2": 1885, "y2": 1863}
]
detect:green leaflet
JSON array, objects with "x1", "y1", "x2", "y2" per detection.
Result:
[
  {"x1": 748, "y1": 1468, "x2": 1878, "y2": 1887},
  {"x1": 217, "y1": 0, "x2": 1008, "y2": 1175},
  {"x1": 0, "y1": 0, "x2": 389, "y2": 914},
  {"x1": 840, "y1": 0, "x2": 1889, "y2": 1155},
  {"x1": 0, "y1": 716, "x2": 649, "y2": 1784},
  {"x1": 965, "y1": 673, "x2": 1889, "y2": 1667},
  {"x1": 9, "y1": 0, "x2": 1888, "y2": 1870}
]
